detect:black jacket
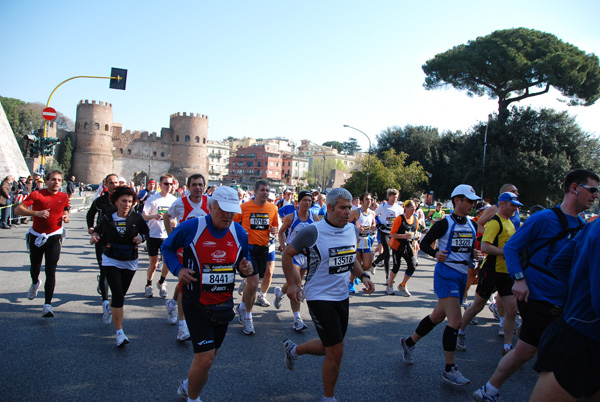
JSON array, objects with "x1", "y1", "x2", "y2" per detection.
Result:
[{"x1": 94, "y1": 212, "x2": 149, "y2": 261}]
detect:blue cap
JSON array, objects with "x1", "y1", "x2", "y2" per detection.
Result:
[{"x1": 498, "y1": 192, "x2": 523, "y2": 206}]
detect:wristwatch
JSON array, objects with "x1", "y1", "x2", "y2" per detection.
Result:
[
  {"x1": 359, "y1": 272, "x2": 371, "y2": 281},
  {"x1": 512, "y1": 272, "x2": 525, "y2": 281}
]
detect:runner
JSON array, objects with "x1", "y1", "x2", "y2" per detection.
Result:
[
  {"x1": 386, "y1": 200, "x2": 419, "y2": 296},
  {"x1": 15, "y1": 170, "x2": 70, "y2": 318},
  {"x1": 280, "y1": 188, "x2": 374, "y2": 402},
  {"x1": 349, "y1": 192, "x2": 376, "y2": 292},
  {"x1": 399, "y1": 184, "x2": 481, "y2": 386},
  {"x1": 372, "y1": 189, "x2": 403, "y2": 282}
]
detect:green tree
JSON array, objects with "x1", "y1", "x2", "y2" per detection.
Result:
[
  {"x1": 343, "y1": 150, "x2": 428, "y2": 201},
  {"x1": 342, "y1": 138, "x2": 361, "y2": 155},
  {"x1": 422, "y1": 28, "x2": 600, "y2": 121},
  {"x1": 322, "y1": 141, "x2": 344, "y2": 153},
  {"x1": 55, "y1": 133, "x2": 74, "y2": 174}
]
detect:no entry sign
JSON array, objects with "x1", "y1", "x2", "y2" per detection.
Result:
[{"x1": 42, "y1": 107, "x2": 57, "y2": 121}]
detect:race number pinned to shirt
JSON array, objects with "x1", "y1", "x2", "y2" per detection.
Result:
[
  {"x1": 451, "y1": 231, "x2": 474, "y2": 253},
  {"x1": 358, "y1": 229, "x2": 371, "y2": 249},
  {"x1": 250, "y1": 213, "x2": 270, "y2": 230},
  {"x1": 328, "y1": 245, "x2": 356, "y2": 274},
  {"x1": 201, "y1": 264, "x2": 235, "y2": 293},
  {"x1": 116, "y1": 220, "x2": 127, "y2": 236}
]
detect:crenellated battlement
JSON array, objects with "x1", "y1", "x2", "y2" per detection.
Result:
[
  {"x1": 169, "y1": 112, "x2": 208, "y2": 119},
  {"x1": 120, "y1": 130, "x2": 159, "y2": 139},
  {"x1": 78, "y1": 99, "x2": 112, "y2": 108}
]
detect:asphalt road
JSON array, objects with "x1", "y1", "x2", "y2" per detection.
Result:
[{"x1": 0, "y1": 211, "x2": 538, "y2": 402}]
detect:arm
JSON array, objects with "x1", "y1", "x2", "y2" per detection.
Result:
[
  {"x1": 277, "y1": 213, "x2": 293, "y2": 251},
  {"x1": 476, "y1": 205, "x2": 498, "y2": 234},
  {"x1": 282, "y1": 244, "x2": 303, "y2": 302},
  {"x1": 350, "y1": 259, "x2": 374, "y2": 294},
  {"x1": 420, "y1": 219, "x2": 449, "y2": 262},
  {"x1": 163, "y1": 211, "x2": 174, "y2": 235},
  {"x1": 480, "y1": 219, "x2": 503, "y2": 255},
  {"x1": 86, "y1": 199, "x2": 98, "y2": 233},
  {"x1": 161, "y1": 219, "x2": 197, "y2": 278}
]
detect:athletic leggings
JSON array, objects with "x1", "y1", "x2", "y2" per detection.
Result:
[
  {"x1": 94, "y1": 243, "x2": 109, "y2": 301},
  {"x1": 104, "y1": 266, "x2": 136, "y2": 308},
  {"x1": 373, "y1": 229, "x2": 391, "y2": 276},
  {"x1": 29, "y1": 233, "x2": 62, "y2": 305},
  {"x1": 391, "y1": 243, "x2": 416, "y2": 276}
]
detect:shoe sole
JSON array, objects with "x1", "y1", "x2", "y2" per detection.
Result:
[
  {"x1": 441, "y1": 375, "x2": 470, "y2": 386},
  {"x1": 42, "y1": 312, "x2": 54, "y2": 318},
  {"x1": 282, "y1": 341, "x2": 295, "y2": 370},
  {"x1": 117, "y1": 338, "x2": 130, "y2": 348}
]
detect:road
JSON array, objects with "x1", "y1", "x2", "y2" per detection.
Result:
[{"x1": 0, "y1": 210, "x2": 538, "y2": 401}]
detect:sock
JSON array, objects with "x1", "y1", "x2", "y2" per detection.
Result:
[
  {"x1": 187, "y1": 397, "x2": 200, "y2": 402},
  {"x1": 239, "y1": 301, "x2": 246, "y2": 310},
  {"x1": 503, "y1": 344, "x2": 512, "y2": 351},
  {"x1": 258, "y1": 291, "x2": 264, "y2": 297},
  {"x1": 245, "y1": 312, "x2": 252, "y2": 320},
  {"x1": 499, "y1": 316, "x2": 505, "y2": 326},
  {"x1": 322, "y1": 396, "x2": 336, "y2": 402},
  {"x1": 179, "y1": 320, "x2": 186, "y2": 328},
  {"x1": 293, "y1": 311, "x2": 301, "y2": 319},
  {"x1": 445, "y1": 364, "x2": 455, "y2": 373},
  {"x1": 400, "y1": 281, "x2": 407, "y2": 287},
  {"x1": 290, "y1": 345, "x2": 299, "y2": 358},
  {"x1": 116, "y1": 329, "x2": 124, "y2": 336},
  {"x1": 458, "y1": 329, "x2": 465, "y2": 335},
  {"x1": 168, "y1": 299, "x2": 177, "y2": 308},
  {"x1": 158, "y1": 276, "x2": 166, "y2": 284},
  {"x1": 485, "y1": 381, "x2": 500, "y2": 396},
  {"x1": 146, "y1": 280, "x2": 152, "y2": 286}
]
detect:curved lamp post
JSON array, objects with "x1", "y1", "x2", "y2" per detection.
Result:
[{"x1": 343, "y1": 125, "x2": 371, "y2": 193}]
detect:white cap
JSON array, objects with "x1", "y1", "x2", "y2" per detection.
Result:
[
  {"x1": 451, "y1": 184, "x2": 481, "y2": 201},
  {"x1": 118, "y1": 177, "x2": 126, "y2": 183},
  {"x1": 267, "y1": 192, "x2": 276, "y2": 201},
  {"x1": 212, "y1": 186, "x2": 242, "y2": 214}
]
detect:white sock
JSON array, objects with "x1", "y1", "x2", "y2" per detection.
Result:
[
  {"x1": 499, "y1": 317, "x2": 505, "y2": 326},
  {"x1": 322, "y1": 396, "x2": 336, "y2": 402},
  {"x1": 458, "y1": 329, "x2": 465, "y2": 335},
  {"x1": 293, "y1": 311, "x2": 301, "y2": 319},
  {"x1": 258, "y1": 291, "x2": 264, "y2": 297},
  {"x1": 239, "y1": 301, "x2": 246, "y2": 310},
  {"x1": 116, "y1": 329, "x2": 124, "y2": 336},
  {"x1": 179, "y1": 320, "x2": 186, "y2": 328},
  {"x1": 291, "y1": 345, "x2": 299, "y2": 358},
  {"x1": 503, "y1": 344, "x2": 512, "y2": 351},
  {"x1": 485, "y1": 381, "x2": 499, "y2": 396},
  {"x1": 187, "y1": 397, "x2": 200, "y2": 402},
  {"x1": 245, "y1": 312, "x2": 252, "y2": 320}
]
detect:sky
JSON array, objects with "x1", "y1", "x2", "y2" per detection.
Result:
[{"x1": 1, "y1": 0, "x2": 599, "y2": 152}]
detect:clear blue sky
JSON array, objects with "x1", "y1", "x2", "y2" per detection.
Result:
[{"x1": 1, "y1": 0, "x2": 599, "y2": 151}]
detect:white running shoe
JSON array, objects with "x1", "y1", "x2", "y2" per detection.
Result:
[
  {"x1": 144, "y1": 285, "x2": 153, "y2": 298},
  {"x1": 166, "y1": 299, "x2": 178, "y2": 325},
  {"x1": 464, "y1": 303, "x2": 478, "y2": 325},
  {"x1": 282, "y1": 339, "x2": 298, "y2": 370},
  {"x1": 116, "y1": 332, "x2": 130, "y2": 347},
  {"x1": 473, "y1": 385, "x2": 499, "y2": 402},
  {"x1": 27, "y1": 281, "x2": 40, "y2": 300},
  {"x1": 498, "y1": 324, "x2": 505, "y2": 337},
  {"x1": 293, "y1": 317, "x2": 308, "y2": 332},
  {"x1": 177, "y1": 325, "x2": 191, "y2": 341},
  {"x1": 237, "y1": 279, "x2": 246, "y2": 295},
  {"x1": 158, "y1": 282, "x2": 168, "y2": 298},
  {"x1": 235, "y1": 304, "x2": 246, "y2": 325},
  {"x1": 102, "y1": 301, "x2": 112, "y2": 324},
  {"x1": 398, "y1": 284, "x2": 411, "y2": 297},
  {"x1": 243, "y1": 317, "x2": 255, "y2": 335},
  {"x1": 42, "y1": 304, "x2": 54, "y2": 318},
  {"x1": 488, "y1": 302, "x2": 500, "y2": 320},
  {"x1": 177, "y1": 380, "x2": 188, "y2": 401},
  {"x1": 442, "y1": 366, "x2": 470, "y2": 386},
  {"x1": 386, "y1": 285, "x2": 395, "y2": 295},
  {"x1": 256, "y1": 293, "x2": 271, "y2": 307},
  {"x1": 274, "y1": 287, "x2": 284, "y2": 309},
  {"x1": 456, "y1": 333, "x2": 466, "y2": 351},
  {"x1": 400, "y1": 337, "x2": 415, "y2": 365}
]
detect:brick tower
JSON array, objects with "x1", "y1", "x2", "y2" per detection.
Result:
[{"x1": 168, "y1": 112, "x2": 209, "y2": 183}]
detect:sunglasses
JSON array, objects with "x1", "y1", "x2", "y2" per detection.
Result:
[
  {"x1": 161, "y1": 182, "x2": 175, "y2": 186},
  {"x1": 577, "y1": 183, "x2": 599, "y2": 194}
]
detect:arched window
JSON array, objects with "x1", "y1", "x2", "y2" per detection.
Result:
[
  {"x1": 195, "y1": 136, "x2": 199, "y2": 143},
  {"x1": 176, "y1": 135, "x2": 179, "y2": 142},
  {"x1": 84, "y1": 122, "x2": 88, "y2": 129},
  {"x1": 119, "y1": 148, "x2": 123, "y2": 154},
  {"x1": 105, "y1": 124, "x2": 109, "y2": 131},
  {"x1": 94, "y1": 123, "x2": 99, "y2": 130},
  {"x1": 160, "y1": 152, "x2": 165, "y2": 157},
  {"x1": 127, "y1": 149, "x2": 131, "y2": 155},
  {"x1": 185, "y1": 135, "x2": 190, "y2": 143},
  {"x1": 153, "y1": 151, "x2": 157, "y2": 157},
  {"x1": 203, "y1": 138, "x2": 206, "y2": 144}
]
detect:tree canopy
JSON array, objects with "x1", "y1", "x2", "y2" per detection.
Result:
[
  {"x1": 342, "y1": 138, "x2": 361, "y2": 155},
  {"x1": 322, "y1": 141, "x2": 344, "y2": 153},
  {"x1": 422, "y1": 28, "x2": 600, "y2": 120}
]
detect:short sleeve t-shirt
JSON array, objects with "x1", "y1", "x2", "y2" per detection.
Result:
[
  {"x1": 481, "y1": 214, "x2": 515, "y2": 273},
  {"x1": 234, "y1": 199, "x2": 279, "y2": 246},
  {"x1": 22, "y1": 189, "x2": 70, "y2": 233},
  {"x1": 143, "y1": 192, "x2": 176, "y2": 239}
]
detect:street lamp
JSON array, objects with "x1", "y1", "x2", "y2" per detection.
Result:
[{"x1": 343, "y1": 125, "x2": 371, "y2": 193}]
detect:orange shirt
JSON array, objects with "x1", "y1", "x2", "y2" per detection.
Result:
[
  {"x1": 234, "y1": 199, "x2": 279, "y2": 246},
  {"x1": 388, "y1": 214, "x2": 415, "y2": 250}
]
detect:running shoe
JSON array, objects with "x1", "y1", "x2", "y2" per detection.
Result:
[
  {"x1": 282, "y1": 339, "x2": 298, "y2": 370},
  {"x1": 274, "y1": 287, "x2": 284, "y2": 309},
  {"x1": 498, "y1": 325, "x2": 504, "y2": 337},
  {"x1": 293, "y1": 317, "x2": 308, "y2": 332},
  {"x1": 166, "y1": 299, "x2": 178, "y2": 325},
  {"x1": 235, "y1": 304, "x2": 246, "y2": 325},
  {"x1": 257, "y1": 293, "x2": 271, "y2": 307},
  {"x1": 177, "y1": 325, "x2": 191, "y2": 341},
  {"x1": 102, "y1": 301, "x2": 112, "y2": 325},
  {"x1": 42, "y1": 304, "x2": 54, "y2": 318},
  {"x1": 385, "y1": 285, "x2": 395, "y2": 295},
  {"x1": 237, "y1": 279, "x2": 246, "y2": 295},
  {"x1": 515, "y1": 321, "x2": 522, "y2": 337},
  {"x1": 400, "y1": 337, "x2": 415, "y2": 365},
  {"x1": 502, "y1": 345, "x2": 513, "y2": 356},
  {"x1": 96, "y1": 274, "x2": 102, "y2": 295},
  {"x1": 348, "y1": 283, "x2": 356, "y2": 293},
  {"x1": 488, "y1": 303, "x2": 500, "y2": 320},
  {"x1": 456, "y1": 333, "x2": 466, "y2": 351},
  {"x1": 354, "y1": 277, "x2": 360, "y2": 285},
  {"x1": 144, "y1": 284, "x2": 153, "y2": 298},
  {"x1": 243, "y1": 317, "x2": 255, "y2": 335},
  {"x1": 27, "y1": 280, "x2": 40, "y2": 300},
  {"x1": 442, "y1": 366, "x2": 470, "y2": 386},
  {"x1": 177, "y1": 380, "x2": 188, "y2": 400},
  {"x1": 464, "y1": 303, "x2": 478, "y2": 325},
  {"x1": 473, "y1": 385, "x2": 499, "y2": 402},
  {"x1": 116, "y1": 332, "x2": 130, "y2": 347},
  {"x1": 158, "y1": 282, "x2": 168, "y2": 298},
  {"x1": 398, "y1": 284, "x2": 411, "y2": 297}
]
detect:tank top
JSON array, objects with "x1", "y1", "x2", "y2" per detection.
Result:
[
  {"x1": 287, "y1": 210, "x2": 315, "y2": 245},
  {"x1": 436, "y1": 215, "x2": 476, "y2": 274},
  {"x1": 356, "y1": 209, "x2": 375, "y2": 249}
]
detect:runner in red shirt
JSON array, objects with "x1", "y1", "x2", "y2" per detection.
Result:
[{"x1": 15, "y1": 170, "x2": 70, "y2": 318}]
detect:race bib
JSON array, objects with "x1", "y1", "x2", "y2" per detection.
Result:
[
  {"x1": 328, "y1": 245, "x2": 356, "y2": 274},
  {"x1": 116, "y1": 220, "x2": 127, "y2": 236},
  {"x1": 158, "y1": 206, "x2": 169, "y2": 215},
  {"x1": 451, "y1": 231, "x2": 474, "y2": 252},
  {"x1": 386, "y1": 216, "x2": 395, "y2": 227},
  {"x1": 201, "y1": 264, "x2": 235, "y2": 293},
  {"x1": 250, "y1": 213, "x2": 270, "y2": 230}
]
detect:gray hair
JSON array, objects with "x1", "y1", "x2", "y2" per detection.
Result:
[
  {"x1": 208, "y1": 197, "x2": 218, "y2": 208},
  {"x1": 326, "y1": 188, "x2": 352, "y2": 208}
]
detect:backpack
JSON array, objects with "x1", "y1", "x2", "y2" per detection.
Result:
[{"x1": 520, "y1": 207, "x2": 584, "y2": 279}]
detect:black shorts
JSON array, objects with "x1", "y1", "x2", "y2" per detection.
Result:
[
  {"x1": 475, "y1": 268, "x2": 514, "y2": 300},
  {"x1": 147, "y1": 237, "x2": 164, "y2": 257},
  {"x1": 517, "y1": 299, "x2": 562, "y2": 347},
  {"x1": 248, "y1": 245, "x2": 269, "y2": 278},
  {"x1": 182, "y1": 296, "x2": 229, "y2": 354},
  {"x1": 307, "y1": 299, "x2": 349, "y2": 347},
  {"x1": 534, "y1": 318, "x2": 600, "y2": 398}
]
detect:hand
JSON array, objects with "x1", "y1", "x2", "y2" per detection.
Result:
[
  {"x1": 435, "y1": 250, "x2": 448, "y2": 263},
  {"x1": 270, "y1": 226, "x2": 278, "y2": 235},
  {"x1": 238, "y1": 257, "x2": 253, "y2": 276},
  {"x1": 156, "y1": 213, "x2": 164, "y2": 220},
  {"x1": 177, "y1": 268, "x2": 198, "y2": 285},
  {"x1": 36, "y1": 209, "x2": 50, "y2": 219},
  {"x1": 473, "y1": 249, "x2": 483, "y2": 261},
  {"x1": 132, "y1": 235, "x2": 142, "y2": 245},
  {"x1": 63, "y1": 215, "x2": 69, "y2": 224},
  {"x1": 286, "y1": 283, "x2": 301, "y2": 303},
  {"x1": 88, "y1": 228, "x2": 94, "y2": 235},
  {"x1": 278, "y1": 244, "x2": 286, "y2": 252},
  {"x1": 512, "y1": 279, "x2": 529, "y2": 302},
  {"x1": 405, "y1": 232, "x2": 414, "y2": 240},
  {"x1": 90, "y1": 233, "x2": 100, "y2": 244},
  {"x1": 361, "y1": 278, "x2": 375, "y2": 294}
]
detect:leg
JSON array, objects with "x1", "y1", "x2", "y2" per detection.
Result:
[
  {"x1": 529, "y1": 372, "x2": 576, "y2": 402},
  {"x1": 489, "y1": 339, "x2": 538, "y2": 388},
  {"x1": 242, "y1": 274, "x2": 259, "y2": 313},
  {"x1": 260, "y1": 260, "x2": 275, "y2": 294},
  {"x1": 409, "y1": 300, "x2": 447, "y2": 344},
  {"x1": 322, "y1": 343, "x2": 344, "y2": 398},
  {"x1": 500, "y1": 295, "x2": 518, "y2": 345},
  {"x1": 459, "y1": 293, "x2": 487, "y2": 331},
  {"x1": 104, "y1": 266, "x2": 126, "y2": 330},
  {"x1": 42, "y1": 235, "x2": 62, "y2": 305},
  {"x1": 147, "y1": 255, "x2": 158, "y2": 282},
  {"x1": 187, "y1": 349, "x2": 217, "y2": 400},
  {"x1": 29, "y1": 235, "x2": 44, "y2": 285},
  {"x1": 438, "y1": 297, "x2": 462, "y2": 366}
]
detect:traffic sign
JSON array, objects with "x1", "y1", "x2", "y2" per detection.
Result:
[{"x1": 42, "y1": 107, "x2": 57, "y2": 121}]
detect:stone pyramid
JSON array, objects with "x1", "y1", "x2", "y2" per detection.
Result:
[{"x1": 0, "y1": 102, "x2": 30, "y2": 179}]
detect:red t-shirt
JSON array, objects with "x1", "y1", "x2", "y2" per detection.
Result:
[{"x1": 22, "y1": 189, "x2": 70, "y2": 233}]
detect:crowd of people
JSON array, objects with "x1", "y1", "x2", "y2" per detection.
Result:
[{"x1": 10, "y1": 167, "x2": 599, "y2": 402}]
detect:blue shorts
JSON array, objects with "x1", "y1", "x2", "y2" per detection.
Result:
[
  {"x1": 357, "y1": 236, "x2": 373, "y2": 253},
  {"x1": 433, "y1": 263, "x2": 467, "y2": 304},
  {"x1": 293, "y1": 254, "x2": 307, "y2": 269},
  {"x1": 267, "y1": 250, "x2": 275, "y2": 262}
]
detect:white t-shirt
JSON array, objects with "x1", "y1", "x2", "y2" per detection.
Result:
[
  {"x1": 143, "y1": 192, "x2": 176, "y2": 239},
  {"x1": 375, "y1": 202, "x2": 404, "y2": 234}
]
